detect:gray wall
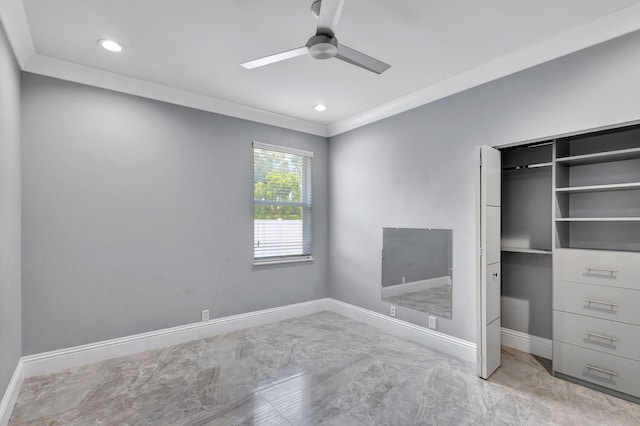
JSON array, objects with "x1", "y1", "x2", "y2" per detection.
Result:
[
  {"x1": 0, "y1": 22, "x2": 21, "y2": 395},
  {"x1": 329, "y1": 30, "x2": 640, "y2": 342},
  {"x1": 16, "y1": 26, "x2": 640, "y2": 355},
  {"x1": 21, "y1": 74, "x2": 329, "y2": 355}
]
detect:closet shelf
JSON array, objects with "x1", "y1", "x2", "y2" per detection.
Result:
[
  {"x1": 555, "y1": 147, "x2": 640, "y2": 166},
  {"x1": 501, "y1": 247, "x2": 552, "y2": 254},
  {"x1": 555, "y1": 217, "x2": 640, "y2": 222},
  {"x1": 555, "y1": 182, "x2": 640, "y2": 193}
]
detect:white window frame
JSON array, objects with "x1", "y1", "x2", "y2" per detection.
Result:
[{"x1": 253, "y1": 141, "x2": 313, "y2": 266}]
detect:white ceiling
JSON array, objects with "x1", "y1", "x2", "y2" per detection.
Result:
[{"x1": 3, "y1": 0, "x2": 640, "y2": 136}]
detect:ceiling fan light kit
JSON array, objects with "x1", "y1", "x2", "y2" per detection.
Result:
[
  {"x1": 306, "y1": 34, "x2": 338, "y2": 59},
  {"x1": 241, "y1": 0, "x2": 390, "y2": 74}
]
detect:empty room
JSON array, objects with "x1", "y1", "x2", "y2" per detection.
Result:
[{"x1": 2, "y1": 1, "x2": 640, "y2": 424}]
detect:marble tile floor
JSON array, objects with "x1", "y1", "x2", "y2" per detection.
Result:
[
  {"x1": 9, "y1": 311, "x2": 640, "y2": 425},
  {"x1": 382, "y1": 285, "x2": 452, "y2": 318}
]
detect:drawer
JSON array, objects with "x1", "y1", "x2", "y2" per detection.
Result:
[
  {"x1": 553, "y1": 341, "x2": 640, "y2": 398},
  {"x1": 553, "y1": 280, "x2": 640, "y2": 325},
  {"x1": 554, "y1": 311, "x2": 640, "y2": 361},
  {"x1": 554, "y1": 249, "x2": 640, "y2": 290}
]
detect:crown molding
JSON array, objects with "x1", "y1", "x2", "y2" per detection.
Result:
[
  {"x1": 327, "y1": 2, "x2": 640, "y2": 136},
  {"x1": 23, "y1": 54, "x2": 330, "y2": 137},
  {"x1": 0, "y1": 1, "x2": 329, "y2": 137},
  {"x1": 0, "y1": 0, "x2": 35, "y2": 68},
  {"x1": 3, "y1": 1, "x2": 640, "y2": 138}
]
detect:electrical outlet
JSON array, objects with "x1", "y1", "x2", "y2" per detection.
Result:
[
  {"x1": 428, "y1": 315, "x2": 437, "y2": 330},
  {"x1": 201, "y1": 309, "x2": 209, "y2": 321},
  {"x1": 390, "y1": 305, "x2": 397, "y2": 318}
]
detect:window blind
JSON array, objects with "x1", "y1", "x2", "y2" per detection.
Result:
[{"x1": 253, "y1": 142, "x2": 312, "y2": 262}]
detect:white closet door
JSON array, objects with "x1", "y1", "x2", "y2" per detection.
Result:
[{"x1": 479, "y1": 145, "x2": 501, "y2": 379}]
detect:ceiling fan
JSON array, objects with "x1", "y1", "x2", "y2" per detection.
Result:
[{"x1": 241, "y1": 0, "x2": 390, "y2": 74}]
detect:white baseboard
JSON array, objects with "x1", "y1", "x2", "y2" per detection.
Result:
[
  {"x1": 381, "y1": 276, "x2": 450, "y2": 298},
  {"x1": 21, "y1": 298, "x2": 332, "y2": 378},
  {"x1": 18, "y1": 297, "x2": 476, "y2": 386},
  {"x1": 501, "y1": 327, "x2": 552, "y2": 359},
  {"x1": 0, "y1": 359, "x2": 23, "y2": 426},
  {"x1": 4, "y1": 298, "x2": 476, "y2": 419},
  {"x1": 329, "y1": 299, "x2": 476, "y2": 363}
]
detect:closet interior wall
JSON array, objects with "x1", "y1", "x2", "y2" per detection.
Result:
[{"x1": 500, "y1": 143, "x2": 553, "y2": 340}]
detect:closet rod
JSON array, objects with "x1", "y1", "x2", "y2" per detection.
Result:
[
  {"x1": 503, "y1": 162, "x2": 552, "y2": 171},
  {"x1": 504, "y1": 140, "x2": 554, "y2": 151}
]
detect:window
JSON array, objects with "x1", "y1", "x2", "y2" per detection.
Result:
[{"x1": 253, "y1": 142, "x2": 312, "y2": 263}]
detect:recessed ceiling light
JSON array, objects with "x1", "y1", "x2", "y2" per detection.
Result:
[
  {"x1": 98, "y1": 39, "x2": 124, "y2": 52},
  {"x1": 313, "y1": 104, "x2": 328, "y2": 112}
]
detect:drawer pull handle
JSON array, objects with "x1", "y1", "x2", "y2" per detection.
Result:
[
  {"x1": 584, "y1": 364, "x2": 617, "y2": 377},
  {"x1": 584, "y1": 299, "x2": 618, "y2": 309},
  {"x1": 584, "y1": 268, "x2": 617, "y2": 277},
  {"x1": 584, "y1": 331, "x2": 618, "y2": 342}
]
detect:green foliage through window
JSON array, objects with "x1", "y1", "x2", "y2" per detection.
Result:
[
  {"x1": 254, "y1": 148, "x2": 306, "y2": 220},
  {"x1": 254, "y1": 171, "x2": 302, "y2": 219},
  {"x1": 253, "y1": 143, "x2": 312, "y2": 260}
]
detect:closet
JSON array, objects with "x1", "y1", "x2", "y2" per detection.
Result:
[
  {"x1": 496, "y1": 123, "x2": 640, "y2": 402},
  {"x1": 552, "y1": 125, "x2": 640, "y2": 402},
  {"x1": 500, "y1": 142, "x2": 553, "y2": 349}
]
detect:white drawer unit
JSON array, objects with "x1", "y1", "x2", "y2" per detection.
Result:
[
  {"x1": 554, "y1": 249, "x2": 640, "y2": 290},
  {"x1": 553, "y1": 280, "x2": 640, "y2": 326},
  {"x1": 553, "y1": 311, "x2": 640, "y2": 361},
  {"x1": 554, "y1": 341, "x2": 640, "y2": 398},
  {"x1": 552, "y1": 127, "x2": 640, "y2": 401}
]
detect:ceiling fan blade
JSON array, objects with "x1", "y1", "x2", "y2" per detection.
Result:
[
  {"x1": 241, "y1": 46, "x2": 308, "y2": 69},
  {"x1": 317, "y1": 0, "x2": 345, "y2": 37},
  {"x1": 335, "y1": 44, "x2": 390, "y2": 74}
]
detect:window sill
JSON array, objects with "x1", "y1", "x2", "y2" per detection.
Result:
[{"x1": 253, "y1": 256, "x2": 314, "y2": 266}]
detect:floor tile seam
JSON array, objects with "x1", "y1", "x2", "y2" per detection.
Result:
[
  {"x1": 530, "y1": 368, "x2": 553, "y2": 380},
  {"x1": 493, "y1": 369, "x2": 584, "y2": 413},
  {"x1": 367, "y1": 353, "x2": 444, "y2": 378},
  {"x1": 475, "y1": 382, "x2": 518, "y2": 421},
  {"x1": 472, "y1": 385, "x2": 639, "y2": 426},
  {"x1": 255, "y1": 354, "x2": 383, "y2": 421},
  {"x1": 493, "y1": 368, "x2": 543, "y2": 395},
  {"x1": 348, "y1": 398, "x2": 483, "y2": 426},
  {"x1": 8, "y1": 403, "x2": 73, "y2": 426},
  {"x1": 341, "y1": 365, "x2": 451, "y2": 420},
  {"x1": 208, "y1": 347, "x2": 330, "y2": 395},
  {"x1": 503, "y1": 353, "x2": 548, "y2": 374},
  {"x1": 469, "y1": 407, "x2": 498, "y2": 425},
  {"x1": 538, "y1": 371, "x2": 640, "y2": 414},
  {"x1": 468, "y1": 377, "x2": 546, "y2": 426},
  {"x1": 190, "y1": 392, "x2": 271, "y2": 425},
  {"x1": 255, "y1": 389, "x2": 293, "y2": 426},
  {"x1": 183, "y1": 377, "x2": 209, "y2": 416},
  {"x1": 528, "y1": 367, "x2": 572, "y2": 396},
  {"x1": 345, "y1": 401, "x2": 372, "y2": 425},
  {"x1": 254, "y1": 353, "x2": 373, "y2": 404}
]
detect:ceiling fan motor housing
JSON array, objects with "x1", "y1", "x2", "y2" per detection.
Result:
[
  {"x1": 307, "y1": 34, "x2": 338, "y2": 59},
  {"x1": 241, "y1": 0, "x2": 389, "y2": 73}
]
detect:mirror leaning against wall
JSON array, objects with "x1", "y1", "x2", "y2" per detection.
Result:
[{"x1": 381, "y1": 228, "x2": 453, "y2": 319}]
